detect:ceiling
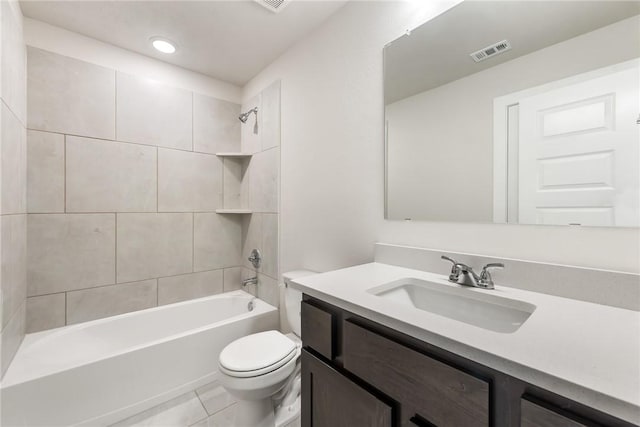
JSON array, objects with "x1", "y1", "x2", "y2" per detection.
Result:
[
  {"x1": 385, "y1": 1, "x2": 640, "y2": 104},
  {"x1": 20, "y1": 0, "x2": 348, "y2": 86}
]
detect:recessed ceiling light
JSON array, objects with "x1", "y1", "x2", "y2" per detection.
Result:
[{"x1": 150, "y1": 37, "x2": 176, "y2": 54}]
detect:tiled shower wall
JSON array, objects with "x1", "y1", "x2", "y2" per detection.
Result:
[
  {"x1": 25, "y1": 46, "x2": 281, "y2": 332},
  {"x1": 239, "y1": 81, "x2": 281, "y2": 306},
  {"x1": 0, "y1": 0, "x2": 27, "y2": 377}
]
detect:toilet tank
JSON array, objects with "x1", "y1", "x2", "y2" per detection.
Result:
[{"x1": 282, "y1": 270, "x2": 317, "y2": 337}]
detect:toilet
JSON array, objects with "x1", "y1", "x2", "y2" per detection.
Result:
[{"x1": 218, "y1": 270, "x2": 316, "y2": 427}]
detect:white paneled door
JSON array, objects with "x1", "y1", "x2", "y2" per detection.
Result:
[{"x1": 518, "y1": 62, "x2": 640, "y2": 227}]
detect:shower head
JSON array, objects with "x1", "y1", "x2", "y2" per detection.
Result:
[{"x1": 239, "y1": 107, "x2": 258, "y2": 123}]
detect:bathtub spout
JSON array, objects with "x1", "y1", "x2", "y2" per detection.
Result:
[{"x1": 242, "y1": 276, "x2": 258, "y2": 287}]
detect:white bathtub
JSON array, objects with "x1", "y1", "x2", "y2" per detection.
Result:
[{"x1": 0, "y1": 290, "x2": 278, "y2": 426}]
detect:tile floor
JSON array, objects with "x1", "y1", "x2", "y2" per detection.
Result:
[{"x1": 110, "y1": 376, "x2": 300, "y2": 427}]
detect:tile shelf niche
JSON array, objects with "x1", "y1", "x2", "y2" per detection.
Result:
[{"x1": 217, "y1": 153, "x2": 252, "y2": 214}]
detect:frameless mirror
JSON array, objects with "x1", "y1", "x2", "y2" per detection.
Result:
[{"x1": 384, "y1": 1, "x2": 640, "y2": 227}]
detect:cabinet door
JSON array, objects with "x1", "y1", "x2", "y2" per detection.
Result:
[
  {"x1": 301, "y1": 301, "x2": 335, "y2": 360},
  {"x1": 521, "y1": 399, "x2": 587, "y2": 427},
  {"x1": 301, "y1": 349, "x2": 393, "y2": 427},
  {"x1": 343, "y1": 320, "x2": 489, "y2": 427}
]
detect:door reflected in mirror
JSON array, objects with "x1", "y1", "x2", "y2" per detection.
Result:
[{"x1": 384, "y1": 1, "x2": 640, "y2": 227}]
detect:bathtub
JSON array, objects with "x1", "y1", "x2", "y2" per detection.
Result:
[{"x1": 0, "y1": 290, "x2": 278, "y2": 426}]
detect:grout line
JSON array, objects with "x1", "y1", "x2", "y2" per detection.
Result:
[
  {"x1": 191, "y1": 92, "x2": 194, "y2": 152},
  {"x1": 64, "y1": 291, "x2": 68, "y2": 325},
  {"x1": 222, "y1": 158, "x2": 226, "y2": 209},
  {"x1": 192, "y1": 212, "x2": 195, "y2": 273},
  {"x1": 115, "y1": 213, "x2": 118, "y2": 284},
  {"x1": 0, "y1": 98, "x2": 27, "y2": 129},
  {"x1": 27, "y1": 289, "x2": 66, "y2": 299},
  {"x1": 193, "y1": 388, "x2": 209, "y2": 418},
  {"x1": 156, "y1": 147, "x2": 159, "y2": 213},
  {"x1": 24, "y1": 127, "x2": 219, "y2": 156},
  {"x1": 26, "y1": 211, "x2": 223, "y2": 215},
  {"x1": 114, "y1": 72, "x2": 118, "y2": 141},
  {"x1": 64, "y1": 135, "x2": 67, "y2": 213},
  {"x1": 27, "y1": 267, "x2": 227, "y2": 300}
]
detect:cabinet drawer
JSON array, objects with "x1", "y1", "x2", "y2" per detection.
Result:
[
  {"x1": 302, "y1": 349, "x2": 392, "y2": 427},
  {"x1": 521, "y1": 398, "x2": 586, "y2": 427},
  {"x1": 301, "y1": 301, "x2": 335, "y2": 360},
  {"x1": 343, "y1": 320, "x2": 489, "y2": 427}
]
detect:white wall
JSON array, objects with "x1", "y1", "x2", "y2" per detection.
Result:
[
  {"x1": 386, "y1": 16, "x2": 640, "y2": 223},
  {"x1": 244, "y1": 1, "x2": 640, "y2": 275},
  {"x1": 24, "y1": 18, "x2": 241, "y2": 103}
]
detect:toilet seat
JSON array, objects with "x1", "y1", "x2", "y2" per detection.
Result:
[{"x1": 219, "y1": 330, "x2": 298, "y2": 378}]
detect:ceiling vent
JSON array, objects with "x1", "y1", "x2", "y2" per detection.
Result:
[
  {"x1": 254, "y1": 0, "x2": 291, "y2": 13},
  {"x1": 469, "y1": 40, "x2": 512, "y2": 63}
]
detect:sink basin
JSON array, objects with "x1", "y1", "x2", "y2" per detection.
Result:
[{"x1": 368, "y1": 278, "x2": 536, "y2": 333}]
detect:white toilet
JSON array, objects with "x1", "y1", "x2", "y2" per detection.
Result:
[{"x1": 218, "y1": 270, "x2": 316, "y2": 427}]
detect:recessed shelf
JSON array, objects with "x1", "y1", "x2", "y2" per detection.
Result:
[
  {"x1": 216, "y1": 209, "x2": 253, "y2": 214},
  {"x1": 215, "y1": 152, "x2": 253, "y2": 158}
]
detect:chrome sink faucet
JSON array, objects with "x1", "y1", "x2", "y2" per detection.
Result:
[{"x1": 441, "y1": 256, "x2": 504, "y2": 290}]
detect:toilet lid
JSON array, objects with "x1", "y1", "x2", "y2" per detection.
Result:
[{"x1": 219, "y1": 331, "x2": 297, "y2": 377}]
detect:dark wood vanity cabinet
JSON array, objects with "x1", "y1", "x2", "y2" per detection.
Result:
[
  {"x1": 342, "y1": 320, "x2": 489, "y2": 427},
  {"x1": 520, "y1": 398, "x2": 587, "y2": 427},
  {"x1": 302, "y1": 349, "x2": 393, "y2": 427},
  {"x1": 300, "y1": 297, "x2": 638, "y2": 427}
]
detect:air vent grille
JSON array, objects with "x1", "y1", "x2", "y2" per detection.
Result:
[
  {"x1": 254, "y1": 0, "x2": 290, "y2": 13},
  {"x1": 470, "y1": 40, "x2": 512, "y2": 63}
]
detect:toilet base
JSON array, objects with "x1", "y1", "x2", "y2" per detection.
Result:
[
  {"x1": 233, "y1": 398, "x2": 275, "y2": 427},
  {"x1": 275, "y1": 394, "x2": 300, "y2": 427}
]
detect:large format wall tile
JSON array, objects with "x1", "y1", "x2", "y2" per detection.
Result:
[
  {"x1": 1, "y1": 103, "x2": 27, "y2": 215},
  {"x1": 193, "y1": 94, "x2": 240, "y2": 154},
  {"x1": 27, "y1": 47, "x2": 115, "y2": 139},
  {"x1": 27, "y1": 214, "x2": 116, "y2": 296},
  {"x1": 66, "y1": 136, "x2": 157, "y2": 212},
  {"x1": 249, "y1": 148, "x2": 279, "y2": 213},
  {"x1": 116, "y1": 72, "x2": 192, "y2": 150},
  {"x1": 1, "y1": 0, "x2": 26, "y2": 125},
  {"x1": 1, "y1": 214, "x2": 27, "y2": 329},
  {"x1": 25, "y1": 293, "x2": 65, "y2": 332},
  {"x1": 223, "y1": 267, "x2": 243, "y2": 292},
  {"x1": 158, "y1": 149, "x2": 222, "y2": 212},
  {"x1": 240, "y1": 94, "x2": 261, "y2": 154},
  {"x1": 261, "y1": 80, "x2": 281, "y2": 151},
  {"x1": 261, "y1": 214, "x2": 278, "y2": 279},
  {"x1": 257, "y1": 273, "x2": 278, "y2": 308},
  {"x1": 27, "y1": 130, "x2": 64, "y2": 213},
  {"x1": 66, "y1": 279, "x2": 157, "y2": 324},
  {"x1": 222, "y1": 158, "x2": 248, "y2": 209},
  {"x1": 158, "y1": 270, "x2": 224, "y2": 305},
  {"x1": 239, "y1": 267, "x2": 258, "y2": 297},
  {"x1": 241, "y1": 214, "x2": 261, "y2": 270},
  {"x1": 194, "y1": 213, "x2": 241, "y2": 271},
  {"x1": 117, "y1": 213, "x2": 193, "y2": 283}
]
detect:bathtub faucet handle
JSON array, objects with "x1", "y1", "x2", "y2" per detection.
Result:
[{"x1": 248, "y1": 249, "x2": 262, "y2": 269}]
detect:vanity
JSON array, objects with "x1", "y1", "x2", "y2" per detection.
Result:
[
  {"x1": 292, "y1": 1, "x2": 640, "y2": 425},
  {"x1": 291, "y1": 249, "x2": 640, "y2": 427}
]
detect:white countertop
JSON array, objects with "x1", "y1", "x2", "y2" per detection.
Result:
[{"x1": 290, "y1": 262, "x2": 640, "y2": 424}]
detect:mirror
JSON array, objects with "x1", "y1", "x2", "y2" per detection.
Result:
[{"x1": 384, "y1": 1, "x2": 640, "y2": 227}]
